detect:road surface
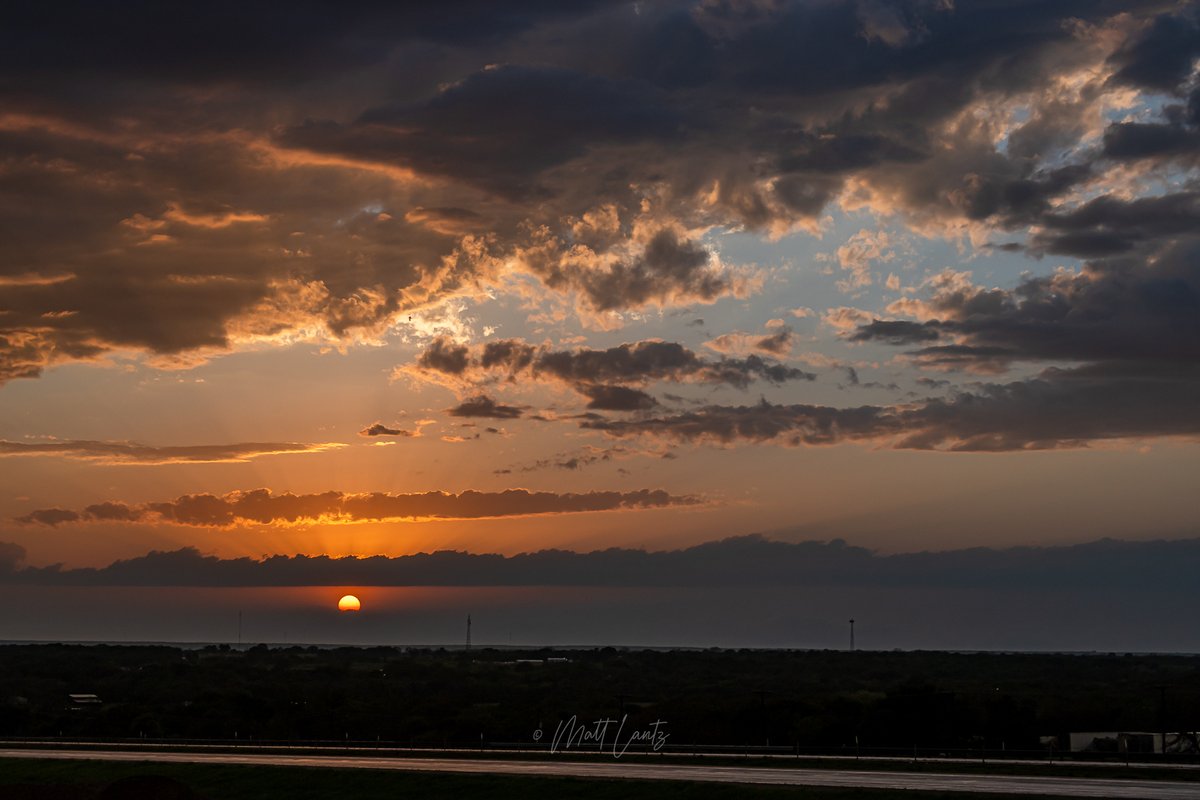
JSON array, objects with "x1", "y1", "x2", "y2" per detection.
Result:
[{"x1": 3, "y1": 748, "x2": 1200, "y2": 798}]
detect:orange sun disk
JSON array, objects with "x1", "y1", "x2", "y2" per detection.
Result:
[{"x1": 337, "y1": 594, "x2": 361, "y2": 612}]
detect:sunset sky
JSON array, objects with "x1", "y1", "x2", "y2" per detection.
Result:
[{"x1": 1, "y1": 1, "x2": 1198, "y2": 646}]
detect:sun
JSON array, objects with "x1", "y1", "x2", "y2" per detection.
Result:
[{"x1": 337, "y1": 594, "x2": 361, "y2": 612}]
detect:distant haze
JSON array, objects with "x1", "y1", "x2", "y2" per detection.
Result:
[{"x1": 2, "y1": 536, "x2": 1198, "y2": 651}]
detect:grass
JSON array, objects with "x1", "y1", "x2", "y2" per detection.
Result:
[{"x1": 0, "y1": 757, "x2": 1074, "y2": 800}]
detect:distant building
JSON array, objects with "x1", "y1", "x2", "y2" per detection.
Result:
[
  {"x1": 1166, "y1": 732, "x2": 1200, "y2": 755},
  {"x1": 1068, "y1": 731, "x2": 1162, "y2": 754},
  {"x1": 68, "y1": 693, "x2": 102, "y2": 709}
]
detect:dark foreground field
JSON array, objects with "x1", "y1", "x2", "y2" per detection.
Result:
[
  {"x1": 0, "y1": 758, "x2": 1071, "y2": 800},
  {"x1": 2, "y1": 644, "x2": 1198, "y2": 757}
]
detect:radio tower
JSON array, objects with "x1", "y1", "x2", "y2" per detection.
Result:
[{"x1": 466, "y1": 614, "x2": 472, "y2": 651}]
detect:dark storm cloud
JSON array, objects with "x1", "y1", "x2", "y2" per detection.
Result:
[
  {"x1": 1101, "y1": 8, "x2": 1200, "y2": 168},
  {"x1": 1108, "y1": 4, "x2": 1200, "y2": 91},
  {"x1": 479, "y1": 339, "x2": 538, "y2": 372},
  {"x1": 892, "y1": 366, "x2": 1200, "y2": 451},
  {"x1": 0, "y1": 0, "x2": 1194, "y2": 385},
  {"x1": 444, "y1": 395, "x2": 524, "y2": 419},
  {"x1": 583, "y1": 399, "x2": 897, "y2": 448},
  {"x1": 0, "y1": 439, "x2": 341, "y2": 464},
  {"x1": 572, "y1": 230, "x2": 730, "y2": 312},
  {"x1": 532, "y1": 340, "x2": 705, "y2": 384},
  {"x1": 1102, "y1": 120, "x2": 1200, "y2": 163},
  {"x1": 836, "y1": 198, "x2": 1200, "y2": 448},
  {"x1": 1031, "y1": 192, "x2": 1200, "y2": 257},
  {"x1": 581, "y1": 362, "x2": 1200, "y2": 451},
  {"x1": 410, "y1": 337, "x2": 814, "y2": 402},
  {"x1": 849, "y1": 320, "x2": 941, "y2": 345},
  {"x1": 418, "y1": 337, "x2": 471, "y2": 375},
  {"x1": 0, "y1": 126, "x2": 461, "y2": 383},
  {"x1": 284, "y1": 65, "x2": 682, "y2": 195},
  {"x1": 0, "y1": 1, "x2": 611, "y2": 81},
  {"x1": 5, "y1": 535, "x2": 1200, "y2": 591},
  {"x1": 14, "y1": 487, "x2": 698, "y2": 528},
  {"x1": 852, "y1": 236, "x2": 1200, "y2": 369}
]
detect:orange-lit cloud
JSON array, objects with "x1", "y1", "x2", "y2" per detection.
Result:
[
  {"x1": 704, "y1": 324, "x2": 796, "y2": 357},
  {"x1": 0, "y1": 439, "x2": 343, "y2": 465},
  {"x1": 16, "y1": 487, "x2": 700, "y2": 527}
]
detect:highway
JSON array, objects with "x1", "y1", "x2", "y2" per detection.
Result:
[{"x1": 4, "y1": 748, "x2": 1200, "y2": 798}]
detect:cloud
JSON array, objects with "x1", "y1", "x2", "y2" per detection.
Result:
[
  {"x1": 0, "y1": 439, "x2": 343, "y2": 465},
  {"x1": 15, "y1": 508, "x2": 81, "y2": 527},
  {"x1": 822, "y1": 307, "x2": 874, "y2": 332},
  {"x1": 403, "y1": 206, "x2": 484, "y2": 236},
  {"x1": 852, "y1": 237, "x2": 1200, "y2": 371},
  {"x1": 417, "y1": 337, "x2": 471, "y2": 375},
  {"x1": 3, "y1": 1, "x2": 1188, "y2": 382},
  {"x1": 832, "y1": 228, "x2": 901, "y2": 291},
  {"x1": 849, "y1": 320, "x2": 941, "y2": 346},
  {"x1": 704, "y1": 324, "x2": 797, "y2": 356},
  {"x1": 1108, "y1": 5, "x2": 1200, "y2": 92},
  {"x1": 579, "y1": 384, "x2": 659, "y2": 411},
  {"x1": 819, "y1": 211, "x2": 1200, "y2": 448},
  {"x1": 445, "y1": 394, "x2": 524, "y2": 419},
  {"x1": 582, "y1": 398, "x2": 897, "y2": 448},
  {"x1": 1102, "y1": 120, "x2": 1200, "y2": 165},
  {"x1": 82, "y1": 501, "x2": 145, "y2": 521},
  {"x1": 569, "y1": 229, "x2": 733, "y2": 313},
  {"x1": 284, "y1": 64, "x2": 681, "y2": 195},
  {"x1": 496, "y1": 444, "x2": 664, "y2": 474},
  {"x1": 5, "y1": 534, "x2": 1200, "y2": 590},
  {"x1": 0, "y1": 541, "x2": 25, "y2": 573},
  {"x1": 15, "y1": 487, "x2": 699, "y2": 528},
  {"x1": 358, "y1": 423, "x2": 417, "y2": 438},
  {"x1": 1030, "y1": 192, "x2": 1200, "y2": 257},
  {"x1": 581, "y1": 364, "x2": 1200, "y2": 451},
  {"x1": 405, "y1": 337, "x2": 815, "y2": 410}
]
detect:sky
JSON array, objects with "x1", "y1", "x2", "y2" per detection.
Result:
[{"x1": 1, "y1": 1, "x2": 1199, "y2": 647}]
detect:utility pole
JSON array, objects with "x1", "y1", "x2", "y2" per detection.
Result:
[
  {"x1": 466, "y1": 614, "x2": 472, "y2": 651},
  {"x1": 237, "y1": 611, "x2": 242, "y2": 647},
  {"x1": 849, "y1": 618, "x2": 855, "y2": 651}
]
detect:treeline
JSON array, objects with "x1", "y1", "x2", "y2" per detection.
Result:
[{"x1": 0, "y1": 645, "x2": 1197, "y2": 752}]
